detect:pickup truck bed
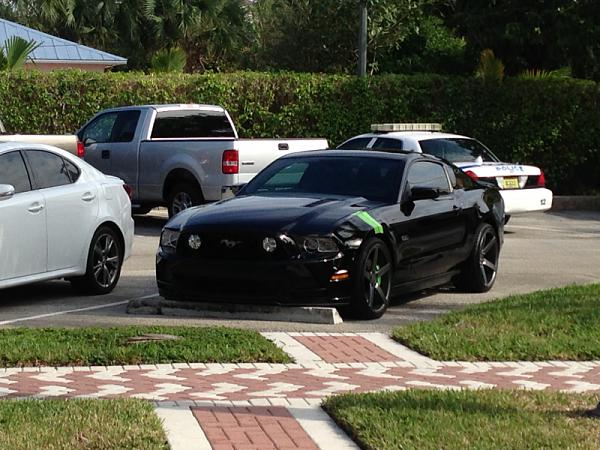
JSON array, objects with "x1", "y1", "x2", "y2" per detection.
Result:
[{"x1": 0, "y1": 119, "x2": 78, "y2": 154}]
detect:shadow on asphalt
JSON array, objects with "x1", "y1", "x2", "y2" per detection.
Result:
[
  {"x1": 0, "y1": 276, "x2": 155, "y2": 305},
  {"x1": 133, "y1": 215, "x2": 166, "y2": 237}
]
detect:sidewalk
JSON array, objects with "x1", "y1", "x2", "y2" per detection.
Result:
[{"x1": 1, "y1": 332, "x2": 599, "y2": 449}]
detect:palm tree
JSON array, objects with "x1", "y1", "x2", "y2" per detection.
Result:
[
  {"x1": 0, "y1": 36, "x2": 39, "y2": 71},
  {"x1": 150, "y1": 47, "x2": 187, "y2": 72}
]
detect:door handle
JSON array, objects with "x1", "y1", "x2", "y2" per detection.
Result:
[
  {"x1": 82, "y1": 192, "x2": 96, "y2": 202},
  {"x1": 101, "y1": 150, "x2": 110, "y2": 159},
  {"x1": 28, "y1": 203, "x2": 44, "y2": 213}
]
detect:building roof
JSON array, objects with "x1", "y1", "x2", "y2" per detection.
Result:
[{"x1": 0, "y1": 18, "x2": 127, "y2": 66}]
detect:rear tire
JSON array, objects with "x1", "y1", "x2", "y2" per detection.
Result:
[
  {"x1": 350, "y1": 237, "x2": 393, "y2": 319},
  {"x1": 70, "y1": 226, "x2": 123, "y2": 295},
  {"x1": 167, "y1": 182, "x2": 203, "y2": 218},
  {"x1": 454, "y1": 223, "x2": 499, "y2": 293}
]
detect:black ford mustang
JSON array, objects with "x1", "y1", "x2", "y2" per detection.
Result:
[{"x1": 156, "y1": 150, "x2": 504, "y2": 319}]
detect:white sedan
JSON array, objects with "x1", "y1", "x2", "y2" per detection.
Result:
[
  {"x1": 338, "y1": 124, "x2": 553, "y2": 219},
  {"x1": 0, "y1": 143, "x2": 134, "y2": 294}
]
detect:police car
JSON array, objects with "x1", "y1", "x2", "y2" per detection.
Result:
[{"x1": 337, "y1": 123, "x2": 553, "y2": 220}]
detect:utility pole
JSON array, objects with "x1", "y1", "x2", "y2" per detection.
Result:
[{"x1": 357, "y1": 0, "x2": 368, "y2": 77}]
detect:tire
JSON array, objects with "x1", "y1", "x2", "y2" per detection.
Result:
[
  {"x1": 350, "y1": 237, "x2": 393, "y2": 319},
  {"x1": 70, "y1": 226, "x2": 124, "y2": 295},
  {"x1": 167, "y1": 182, "x2": 203, "y2": 218},
  {"x1": 454, "y1": 223, "x2": 499, "y2": 293}
]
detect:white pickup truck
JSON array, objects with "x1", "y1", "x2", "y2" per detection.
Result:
[{"x1": 76, "y1": 104, "x2": 328, "y2": 216}]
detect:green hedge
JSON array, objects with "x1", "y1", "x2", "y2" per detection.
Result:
[{"x1": 1, "y1": 70, "x2": 598, "y2": 194}]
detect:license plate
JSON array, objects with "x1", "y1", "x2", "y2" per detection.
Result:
[{"x1": 503, "y1": 177, "x2": 520, "y2": 189}]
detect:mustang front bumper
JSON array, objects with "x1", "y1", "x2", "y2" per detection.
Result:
[{"x1": 156, "y1": 250, "x2": 355, "y2": 306}]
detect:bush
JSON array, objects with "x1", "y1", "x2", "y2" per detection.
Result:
[{"x1": 0, "y1": 70, "x2": 598, "y2": 194}]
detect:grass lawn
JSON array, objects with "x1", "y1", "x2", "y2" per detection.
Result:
[
  {"x1": 0, "y1": 326, "x2": 291, "y2": 367},
  {"x1": 0, "y1": 399, "x2": 167, "y2": 450},
  {"x1": 324, "y1": 390, "x2": 600, "y2": 450},
  {"x1": 392, "y1": 283, "x2": 600, "y2": 361}
]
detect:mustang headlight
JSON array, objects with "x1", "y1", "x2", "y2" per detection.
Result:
[
  {"x1": 302, "y1": 237, "x2": 339, "y2": 253},
  {"x1": 160, "y1": 229, "x2": 181, "y2": 253}
]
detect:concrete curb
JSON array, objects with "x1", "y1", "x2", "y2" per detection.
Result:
[
  {"x1": 551, "y1": 196, "x2": 600, "y2": 211},
  {"x1": 127, "y1": 297, "x2": 343, "y2": 325}
]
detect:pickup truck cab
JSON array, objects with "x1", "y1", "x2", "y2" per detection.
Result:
[
  {"x1": 77, "y1": 104, "x2": 327, "y2": 216},
  {"x1": 338, "y1": 123, "x2": 553, "y2": 220}
]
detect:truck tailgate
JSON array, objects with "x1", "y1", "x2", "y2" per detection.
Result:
[{"x1": 235, "y1": 139, "x2": 328, "y2": 182}]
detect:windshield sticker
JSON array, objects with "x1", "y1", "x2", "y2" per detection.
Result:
[{"x1": 354, "y1": 211, "x2": 383, "y2": 234}]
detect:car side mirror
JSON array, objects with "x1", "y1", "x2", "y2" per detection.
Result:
[
  {"x1": 411, "y1": 186, "x2": 439, "y2": 201},
  {"x1": 0, "y1": 184, "x2": 15, "y2": 200},
  {"x1": 83, "y1": 137, "x2": 96, "y2": 147}
]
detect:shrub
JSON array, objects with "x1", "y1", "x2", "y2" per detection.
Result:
[{"x1": 0, "y1": 70, "x2": 597, "y2": 194}]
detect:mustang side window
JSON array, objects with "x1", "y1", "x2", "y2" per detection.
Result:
[
  {"x1": 407, "y1": 161, "x2": 451, "y2": 195},
  {"x1": 0, "y1": 151, "x2": 31, "y2": 193}
]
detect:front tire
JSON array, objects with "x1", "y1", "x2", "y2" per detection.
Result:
[
  {"x1": 350, "y1": 238, "x2": 393, "y2": 319},
  {"x1": 454, "y1": 223, "x2": 499, "y2": 293},
  {"x1": 167, "y1": 182, "x2": 203, "y2": 218},
  {"x1": 70, "y1": 226, "x2": 123, "y2": 295}
]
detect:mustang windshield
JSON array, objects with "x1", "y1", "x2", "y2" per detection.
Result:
[
  {"x1": 419, "y1": 138, "x2": 500, "y2": 163},
  {"x1": 243, "y1": 156, "x2": 405, "y2": 203}
]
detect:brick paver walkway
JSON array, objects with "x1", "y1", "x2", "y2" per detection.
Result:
[
  {"x1": 0, "y1": 333, "x2": 598, "y2": 400},
  {"x1": 192, "y1": 406, "x2": 319, "y2": 450},
  {"x1": 2, "y1": 332, "x2": 599, "y2": 449}
]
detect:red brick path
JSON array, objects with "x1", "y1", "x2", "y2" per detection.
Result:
[
  {"x1": 294, "y1": 335, "x2": 398, "y2": 363},
  {"x1": 192, "y1": 406, "x2": 318, "y2": 450}
]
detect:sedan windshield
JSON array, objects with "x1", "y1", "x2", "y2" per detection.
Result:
[
  {"x1": 242, "y1": 156, "x2": 405, "y2": 203},
  {"x1": 419, "y1": 138, "x2": 500, "y2": 163}
]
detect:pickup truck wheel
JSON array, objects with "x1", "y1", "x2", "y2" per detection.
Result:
[{"x1": 168, "y1": 182, "x2": 203, "y2": 217}]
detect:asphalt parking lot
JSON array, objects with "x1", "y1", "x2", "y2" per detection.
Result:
[{"x1": 1, "y1": 209, "x2": 599, "y2": 332}]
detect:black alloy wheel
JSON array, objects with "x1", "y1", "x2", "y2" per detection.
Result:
[
  {"x1": 351, "y1": 238, "x2": 393, "y2": 319},
  {"x1": 70, "y1": 226, "x2": 123, "y2": 295},
  {"x1": 454, "y1": 223, "x2": 499, "y2": 293},
  {"x1": 167, "y1": 182, "x2": 203, "y2": 218}
]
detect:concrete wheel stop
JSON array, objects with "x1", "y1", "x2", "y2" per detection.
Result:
[{"x1": 127, "y1": 297, "x2": 343, "y2": 325}]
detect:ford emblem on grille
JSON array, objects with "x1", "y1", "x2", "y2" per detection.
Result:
[
  {"x1": 221, "y1": 239, "x2": 242, "y2": 248},
  {"x1": 262, "y1": 237, "x2": 277, "y2": 253}
]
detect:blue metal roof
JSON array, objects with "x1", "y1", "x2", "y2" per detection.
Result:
[{"x1": 0, "y1": 18, "x2": 127, "y2": 65}]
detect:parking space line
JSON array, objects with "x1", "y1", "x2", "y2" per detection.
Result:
[{"x1": 0, "y1": 293, "x2": 159, "y2": 326}]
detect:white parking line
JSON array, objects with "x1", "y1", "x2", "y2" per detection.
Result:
[{"x1": 0, "y1": 293, "x2": 159, "y2": 326}]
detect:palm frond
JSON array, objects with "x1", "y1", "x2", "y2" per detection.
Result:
[{"x1": 3, "y1": 36, "x2": 40, "y2": 71}]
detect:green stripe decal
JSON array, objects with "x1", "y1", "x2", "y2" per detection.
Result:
[{"x1": 355, "y1": 211, "x2": 384, "y2": 234}]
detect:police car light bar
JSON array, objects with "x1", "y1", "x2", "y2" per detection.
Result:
[{"x1": 371, "y1": 123, "x2": 443, "y2": 132}]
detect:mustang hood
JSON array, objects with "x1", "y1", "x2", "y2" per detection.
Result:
[{"x1": 170, "y1": 195, "x2": 377, "y2": 235}]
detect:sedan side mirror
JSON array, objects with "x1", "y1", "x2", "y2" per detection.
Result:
[
  {"x1": 411, "y1": 186, "x2": 439, "y2": 201},
  {"x1": 0, "y1": 184, "x2": 15, "y2": 200}
]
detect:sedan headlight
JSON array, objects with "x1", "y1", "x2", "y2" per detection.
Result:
[
  {"x1": 160, "y1": 229, "x2": 181, "y2": 253},
  {"x1": 302, "y1": 237, "x2": 339, "y2": 253}
]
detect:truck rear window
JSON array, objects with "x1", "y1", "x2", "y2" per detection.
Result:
[{"x1": 151, "y1": 110, "x2": 235, "y2": 139}]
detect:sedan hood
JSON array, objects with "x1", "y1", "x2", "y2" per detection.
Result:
[{"x1": 169, "y1": 195, "x2": 377, "y2": 235}]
